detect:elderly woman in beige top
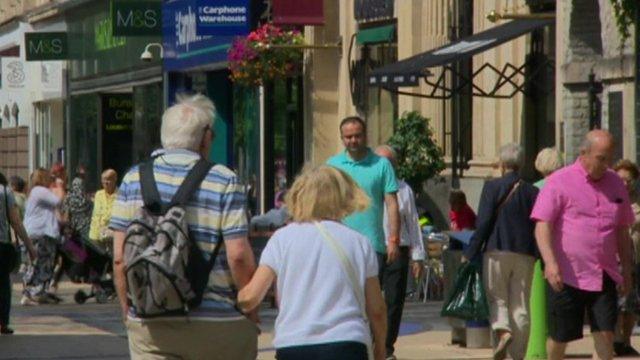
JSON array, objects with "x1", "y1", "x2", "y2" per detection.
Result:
[{"x1": 613, "y1": 159, "x2": 640, "y2": 356}]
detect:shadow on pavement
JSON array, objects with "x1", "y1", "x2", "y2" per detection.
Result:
[{"x1": 0, "y1": 334, "x2": 129, "y2": 360}]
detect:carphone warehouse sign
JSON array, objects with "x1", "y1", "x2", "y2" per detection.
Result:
[{"x1": 196, "y1": 0, "x2": 250, "y2": 36}]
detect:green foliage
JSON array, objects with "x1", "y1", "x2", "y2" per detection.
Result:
[
  {"x1": 387, "y1": 111, "x2": 446, "y2": 192},
  {"x1": 610, "y1": 0, "x2": 637, "y2": 48}
]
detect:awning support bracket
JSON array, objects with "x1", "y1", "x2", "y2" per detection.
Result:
[{"x1": 381, "y1": 57, "x2": 554, "y2": 100}]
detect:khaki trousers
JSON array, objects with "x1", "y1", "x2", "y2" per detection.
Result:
[
  {"x1": 126, "y1": 317, "x2": 259, "y2": 360},
  {"x1": 483, "y1": 251, "x2": 535, "y2": 360}
]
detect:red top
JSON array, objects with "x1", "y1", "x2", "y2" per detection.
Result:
[{"x1": 449, "y1": 204, "x2": 477, "y2": 231}]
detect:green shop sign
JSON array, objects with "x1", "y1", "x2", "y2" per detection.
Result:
[
  {"x1": 25, "y1": 32, "x2": 68, "y2": 61},
  {"x1": 111, "y1": 0, "x2": 161, "y2": 36}
]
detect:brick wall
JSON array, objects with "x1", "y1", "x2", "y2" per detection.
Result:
[{"x1": 0, "y1": 127, "x2": 29, "y2": 181}]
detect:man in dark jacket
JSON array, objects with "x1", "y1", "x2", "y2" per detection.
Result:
[{"x1": 464, "y1": 143, "x2": 539, "y2": 360}]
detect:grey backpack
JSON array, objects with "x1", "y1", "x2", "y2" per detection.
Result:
[{"x1": 123, "y1": 158, "x2": 221, "y2": 318}]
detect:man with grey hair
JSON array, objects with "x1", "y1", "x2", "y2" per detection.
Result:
[
  {"x1": 110, "y1": 94, "x2": 258, "y2": 359},
  {"x1": 375, "y1": 145, "x2": 426, "y2": 360},
  {"x1": 464, "y1": 143, "x2": 539, "y2": 360},
  {"x1": 532, "y1": 130, "x2": 634, "y2": 359}
]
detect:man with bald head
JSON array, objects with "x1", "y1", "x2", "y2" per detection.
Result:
[{"x1": 531, "y1": 130, "x2": 635, "y2": 360}]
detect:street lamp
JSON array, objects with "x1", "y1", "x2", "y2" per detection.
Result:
[{"x1": 486, "y1": 10, "x2": 555, "y2": 23}]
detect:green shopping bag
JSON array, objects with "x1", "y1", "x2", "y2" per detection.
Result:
[{"x1": 440, "y1": 261, "x2": 489, "y2": 321}]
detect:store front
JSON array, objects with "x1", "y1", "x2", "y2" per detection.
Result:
[
  {"x1": 163, "y1": 0, "x2": 305, "y2": 215},
  {"x1": 66, "y1": 1, "x2": 162, "y2": 190}
]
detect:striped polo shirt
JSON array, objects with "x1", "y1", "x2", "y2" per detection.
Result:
[{"x1": 109, "y1": 149, "x2": 248, "y2": 320}]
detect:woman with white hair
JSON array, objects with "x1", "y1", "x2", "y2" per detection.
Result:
[{"x1": 463, "y1": 143, "x2": 539, "y2": 360}]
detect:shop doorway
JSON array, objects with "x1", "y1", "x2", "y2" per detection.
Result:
[{"x1": 101, "y1": 93, "x2": 133, "y2": 182}]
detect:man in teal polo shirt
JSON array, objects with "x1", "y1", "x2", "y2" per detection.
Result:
[{"x1": 327, "y1": 116, "x2": 401, "y2": 273}]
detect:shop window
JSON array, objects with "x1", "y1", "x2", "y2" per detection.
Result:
[
  {"x1": 68, "y1": 94, "x2": 99, "y2": 191},
  {"x1": 132, "y1": 83, "x2": 163, "y2": 163},
  {"x1": 233, "y1": 86, "x2": 261, "y2": 216}
]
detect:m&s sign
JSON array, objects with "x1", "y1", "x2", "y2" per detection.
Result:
[
  {"x1": 111, "y1": 0, "x2": 161, "y2": 36},
  {"x1": 25, "y1": 32, "x2": 68, "y2": 61}
]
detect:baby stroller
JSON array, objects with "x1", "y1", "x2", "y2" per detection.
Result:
[{"x1": 59, "y1": 230, "x2": 115, "y2": 304}]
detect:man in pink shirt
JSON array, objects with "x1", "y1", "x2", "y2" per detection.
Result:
[{"x1": 531, "y1": 130, "x2": 634, "y2": 360}]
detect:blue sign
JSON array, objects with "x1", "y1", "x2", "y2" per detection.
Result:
[
  {"x1": 162, "y1": 0, "x2": 236, "y2": 71},
  {"x1": 195, "y1": 0, "x2": 250, "y2": 36}
]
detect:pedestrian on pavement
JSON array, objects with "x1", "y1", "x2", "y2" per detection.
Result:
[
  {"x1": 464, "y1": 143, "x2": 539, "y2": 360},
  {"x1": 612, "y1": 159, "x2": 640, "y2": 356},
  {"x1": 88, "y1": 169, "x2": 117, "y2": 252},
  {"x1": 326, "y1": 116, "x2": 401, "y2": 281},
  {"x1": 9, "y1": 176, "x2": 27, "y2": 219},
  {"x1": 534, "y1": 147, "x2": 563, "y2": 189},
  {"x1": 375, "y1": 145, "x2": 426, "y2": 360},
  {"x1": 532, "y1": 130, "x2": 634, "y2": 360},
  {"x1": 0, "y1": 172, "x2": 36, "y2": 334},
  {"x1": 22, "y1": 168, "x2": 64, "y2": 305},
  {"x1": 61, "y1": 167, "x2": 93, "y2": 239},
  {"x1": 449, "y1": 190, "x2": 477, "y2": 231},
  {"x1": 238, "y1": 164, "x2": 387, "y2": 360},
  {"x1": 110, "y1": 94, "x2": 259, "y2": 360},
  {"x1": 9, "y1": 176, "x2": 29, "y2": 272}
]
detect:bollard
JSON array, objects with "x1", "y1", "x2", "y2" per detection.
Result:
[{"x1": 466, "y1": 319, "x2": 491, "y2": 348}]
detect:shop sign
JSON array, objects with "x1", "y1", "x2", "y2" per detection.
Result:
[
  {"x1": 95, "y1": 18, "x2": 127, "y2": 51},
  {"x1": 195, "y1": 0, "x2": 250, "y2": 36},
  {"x1": 2, "y1": 59, "x2": 27, "y2": 89},
  {"x1": 25, "y1": 32, "x2": 68, "y2": 61},
  {"x1": 354, "y1": 0, "x2": 394, "y2": 22},
  {"x1": 162, "y1": 0, "x2": 234, "y2": 71},
  {"x1": 103, "y1": 94, "x2": 134, "y2": 132},
  {"x1": 111, "y1": 0, "x2": 161, "y2": 36}
]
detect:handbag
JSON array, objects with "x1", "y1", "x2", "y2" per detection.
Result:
[
  {"x1": 440, "y1": 261, "x2": 490, "y2": 320},
  {"x1": 0, "y1": 186, "x2": 18, "y2": 274},
  {"x1": 314, "y1": 222, "x2": 374, "y2": 360}
]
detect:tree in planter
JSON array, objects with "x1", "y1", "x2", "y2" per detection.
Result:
[{"x1": 387, "y1": 111, "x2": 446, "y2": 192}]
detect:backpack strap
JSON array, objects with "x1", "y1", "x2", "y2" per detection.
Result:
[
  {"x1": 139, "y1": 158, "x2": 215, "y2": 215},
  {"x1": 169, "y1": 158, "x2": 215, "y2": 208},
  {"x1": 139, "y1": 160, "x2": 164, "y2": 215}
]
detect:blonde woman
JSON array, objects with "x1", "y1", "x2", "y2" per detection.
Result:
[
  {"x1": 89, "y1": 169, "x2": 118, "y2": 249},
  {"x1": 22, "y1": 168, "x2": 64, "y2": 305},
  {"x1": 534, "y1": 147, "x2": 563, "y2": 189},
  {"x1": 239, "y1": 165, "x2": 387, "y2": 360}
]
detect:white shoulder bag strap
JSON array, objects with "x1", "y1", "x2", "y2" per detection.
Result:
[{"x1": 314, "y1": 221, "x2": 373, "y2": 360}]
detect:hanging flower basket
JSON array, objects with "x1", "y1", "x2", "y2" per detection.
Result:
[{"x1": 228, "y1": 23, "x2": 304, "y2": 87}]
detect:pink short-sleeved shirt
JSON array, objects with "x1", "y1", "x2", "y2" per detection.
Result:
[{"x1": 531, "y1": 160, "x2": 635, "y2": 291}]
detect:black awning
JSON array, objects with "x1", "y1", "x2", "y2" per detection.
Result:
[{"x1": 369, "y1": 18, "x2": 554, "y2": 87}]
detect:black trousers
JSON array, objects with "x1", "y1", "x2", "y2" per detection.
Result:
[
  {"x1": 380, "y1": 246, "x2": 410, "y2": 356},
  {"x1": 276, "y1": 341, "x2": 368, "y2": 360},
  {"x1": 0, "y1": 267, "x2": 11, "y2": 326}
]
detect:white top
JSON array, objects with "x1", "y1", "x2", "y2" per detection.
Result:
[
  {"x1": 260, "y1": 220, "x2": 378, "y2": 349},
  {"x1": 24, "y1": 186, "x2": 61, "y2": 239},
  {"x1": 383, "y1": 180, "x2": 426, "y2": 261}
]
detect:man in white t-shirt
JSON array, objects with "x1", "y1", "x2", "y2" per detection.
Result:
[{"x1": 376, "y1": 145, "x2": 426, "y2": 360}]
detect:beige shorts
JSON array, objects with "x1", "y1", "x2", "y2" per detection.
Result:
[{"x1": 126, "y1": 317, "x2": 259, "y2": 360}]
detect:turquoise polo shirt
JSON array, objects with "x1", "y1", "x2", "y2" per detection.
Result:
[{"x1": 327, "y1": 149, "x2": 398, "y2": 253}]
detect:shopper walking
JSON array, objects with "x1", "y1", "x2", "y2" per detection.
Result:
[
  {"x1": 532, "y1": 130, "x2": 634, "y2": 360},
  {"x1": 464, "y1": 143, "x2": 539, "y2": 360},
  {"x1": 22, "y1": 168, "x2": 64, "y2": 305},
  {"x1": 327, "y1": 116, "x2": 401, "y2": 279},
  {"x1": 239, "y1": 165, "x2": 387, "y2": 360},
  {"x1": 0, "y1": 172, "x2": 36, "y2": 333},
  {"x1": 110, "y1": 94, "x2": 258, "y2": 360},
  {"x1": 375, "y1": 145, "x2": 425, "y2": 360},
  {"x1": 612, "y1": 159, "x2": 640, "y2": 356}
]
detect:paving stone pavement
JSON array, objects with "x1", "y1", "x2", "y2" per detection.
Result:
[{"x1": 2, "y1": 279, "x2": 639, "y2": 359}]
